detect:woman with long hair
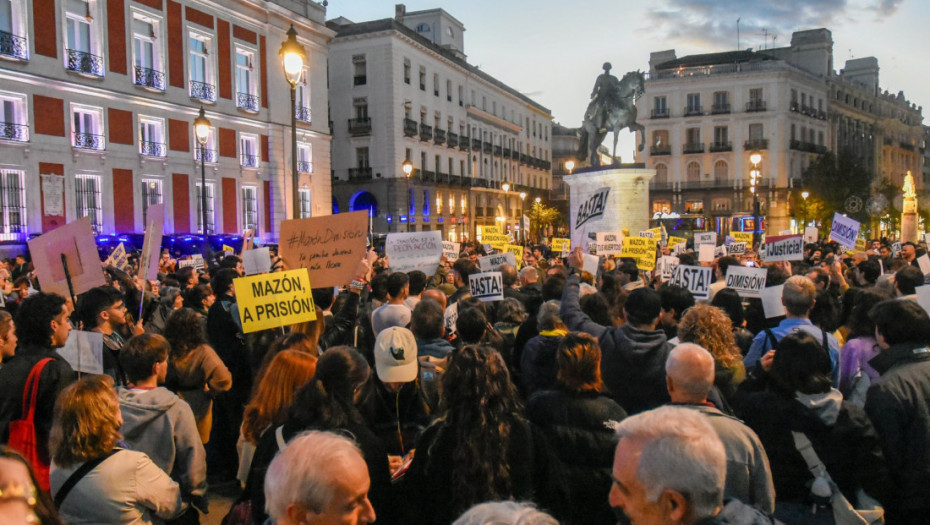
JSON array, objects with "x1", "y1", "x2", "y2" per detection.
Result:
[
  {"x1": 49, "y1": 376, "x2": 184, "y2": 524},
  {"x1": 164, "y1": 307, "x2": 232, "y2": 443},
  {"x1": 0, "y1": 446, "x2": 62, "y2": 525},
  {"x1": 710, "y1": 288, "x2": 754, "y2": 356},
  {"x1": 838, "y1": 288, "x2": 892, "y2": 402},
  {"x1": 678, "y1": 304, "x2": 746, "y2": 403}
]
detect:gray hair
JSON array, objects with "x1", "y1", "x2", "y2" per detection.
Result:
[
  {"x1": 264, "y1": 430, "x2": 364, "y2": 519},
  {"x1": 782, "y1": 275, "x2": 816, "y2": 316},
  {"x1": 452, "y1": 501, "x2": 559, "y2": 525},
  {"x1": 520, "y1": 266, "x2": 538, "y2": 283},
  {"x1": 614, "y1": 406, "x2": 726, "y2": 518},
  {"x1": 537, "y1": 300, "x2": 562, "y2": 331},
  {"x1": 665, "y1": 343, "x2": 715, "y2": 401}
]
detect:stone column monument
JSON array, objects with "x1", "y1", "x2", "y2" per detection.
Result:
[
  {"x1": 901, "y1": 170, "x2": 918, "y2": 243},
  {"x1": 563, "y1": 167, "x2": 656, "y2": 250}
]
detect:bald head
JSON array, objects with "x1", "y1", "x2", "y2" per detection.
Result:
[
  {"x1": 520, "y1": 266, "x2": 538, "y2": 285},
  {"x1": 422, "y1": 288, "x2": 447, "y2": 311},
  {"x1": 666, "y1": 343, "x2": 715, "y2": 403}
]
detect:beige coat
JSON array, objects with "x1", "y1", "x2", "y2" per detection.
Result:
[{"x1": 171, "y1": 344, "x2": 232, "y2": 443}]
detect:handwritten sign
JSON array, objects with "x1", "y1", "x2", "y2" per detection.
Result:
[
  {"x1": 830, "y1": 213, "x2": 860, "y2": 248},
  {"x1": 621, "y1": 236, "x2": 656, "y2": 271},
  {"x1": 481, "y1": 226, "x2": 502, "y2": 236},
  {"x1": 27, "y1": 216, "x2": 106, "y2": 299},
  {"x1": 478, "y1": 252, "x2": 518, "y2": 272},
  {"x1": 234, "y1": 269, "x2": 317, "y2": 333},
  {"x1": 725, "y1": 266, "x2": 768, "y2": 298},
  {"x1": 727, "y1": 242, "x2": 747, "y2": 255},
  {"x1": 669, "y1": 264, "x2": 714, "y2": 300},
  {"x1": 385, "y1": 230, "x2": 443, "y2": 273},
  {"x1": 596, "y1": 232, "x2": 624, "y2": 256},
  {"x1": 59, "y1": 330, "x2": 104, "y2": 374},
  {"x1": 574, "y1": 187, "x2": 610, "y2": 229},
  {"x1": 105, "y1": 243, "x2": 132, "y2": 273},
  {"x1": 552, "y1": 238, "x2": 571, "y2": 254},
  {"x1": 657, "y1": 256, "x2": 679, "y2": 280},
  {"x1": 762, "y1": 234, "x2": 804, "y2": 262},
  {"x1": 138, "y1": 204, "x2": 165, "y2": 281},
  {"x1": 243, "y1": 247, "x2": 272, "y2": 275},
  {"x1": 504, "y1": 244, "x2": 524, "y2": 266},
  {"x1": 732, "y1": 232, "x2": 753, "y2": 245},
  {"x1": 804, "y1": 226, "x2": 819, "y2": 243},
  {"x1": 695, "y1": 232, "x2": 717, "y2": 247},
  {"x1": 468, "y1": 271, "x2": 504, "y2": 302},
  {"x1": 855, "y1": 238, "x2": 867, "y2": 252},
  {"x1": 280, "y1": 211, "x2": 368, "y2": 288},
  {"x1": 178, "y1": 254, "x2": 205, "y2": 270},
  {"x1": 442, "y1": 241, "x2": 460, "y2": 261}
]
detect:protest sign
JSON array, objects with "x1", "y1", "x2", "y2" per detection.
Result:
[
  {"x1": 279, "y1": 211, "x2": 368, "y2": 288},
  {"x1": 582, "y1": 253, "x2": 600, "y2": 276},
  {"x1": 761, "y1": 285, "x2": 786, "y2": 318},
  {"x1": 243, "y1": 247, "x2": 272, "y2": 275},
  {"x1": 442, "y1": 241, "x2": 461, "y2": 261},
  {"x1": 444, "y1": 302, "x2": 459, "y2": 336},
  {"x1": 483, "y1": 233, "x2": 510, "y2": 250},
  {"x1": 137, "y1": 204, "x2": 165, "y2": 281},
  {"x1": 669, "y1": 265, "x2": 713, "y2": 300},
  {"x1": 481, "y1": 226, "x2": 502, "y2": 236},
  {"x1": 804, "y1": 226, "x2": 819, "y2": 243},
  {"x1": 639, "y1": 230, "x2": 655, "y2": 239},
  {"x1": 647, "y1": 227, "x2": 662, "y2": 239},
  {"x1": 917, "y1": 285, "x2": 930, "y2": 317},
  {"x1": 672, "y1": 242, "x2": 686, "y2": 256},
  {"x1": 761, "y1": 234, "x2": 804, "y2": 262},
  {"x1": 552, "y1": 238, "x2": 571, "y2": 254},
  {"x1": 829, "y1": 213, "x2": 860, "y2": 248},
  {"x1": 925, "y1": 232, "x2": 930, "y2": 246},
  {"x1": 732, "y1": 232, "x2": 753, "y2": 245},
  {"x1": 595, "y1": 232, "x2": 624, "y2": 256},
  {"x1": 855, "y1": 238, "x2": 867, "y2": 252},
  {"x1": 222, "y1": 244, "x2": 235, "y2": 253},
  {"x1": 58, "y1": 331, "x2": 104, "y2": 375},
  {"x1": 478, "y1": 252, "x2": 518, "y2": 272},
  {"x1": 727, "y1": 242, "x2": 747, "y2": 255},
  {"x1": 178, "y1": 254, "x2": 205, "y2": 270},
  {"x1": 725, "y1": 266, "x2": 768, "y2": 298},
  {"x1": 505, "y1": 244, "x2": 524, "y2": 265},
  {"x1": 668, "y1": 236, "x2": 687, "y2": 250},
  {"x1": 657, "y1": 256, "x2": 679, "y2": 280},
  {"x1": 385, "y1": 230, "x2": 444, "y2": 273},
  {"x1": 892, "y1": 242, "x2": 902, "y2": 258},
  {"x1": 714, "y1": 245, "x2": 727, "y2": 258},
  {"x1": 468, "y1": 271, "x2": 504, "y2": 302},
  {"x1": 698, "y1": 244, "x2": 715, "y2": 263},
  {"x1": 27, "y1": 216, "x2": 106, "y2": 300},
  {"x1": 106, "y1": 243, "x2": 132, "y2": 273},
  {"x1": 621, "y1": 236, "x2": 656, "y2": 271},
  {"x1": 234, "y1": 269, "x2": 317, "y2": 333},
  {"x1": 918, "y1": 254, "x2": 930, "y2": 276},
  {"x1": 695, "y1": 232, "x2": 717, "y2": 247}
]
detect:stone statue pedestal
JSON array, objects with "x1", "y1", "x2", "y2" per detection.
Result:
[
  {"x1": 562, "y1": 167, "x2": 655, "y2": 249},
  {"x1": 902, "y1": 212, "x2": 917, "y2": 243}
]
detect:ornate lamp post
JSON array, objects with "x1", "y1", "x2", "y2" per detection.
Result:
[
  {"x1": 519, "y1": 191, "x2": 526, "y2": 243},
  {"x1": 193, "y1": 107, "x2": 211, "y2": 241},
  {"x1": 749, "y1": 152, "x2": 763, "y2": 247},
  {"x1": 565, "y1": 160, "x2": 575, "y2": 174},
  {"x1": 801, "y1": 190, "x2": 810, "y2": 230},
  {"x1": 279, "y1": 25, "x2": 306, "y2": 219},
  {"x1": 402, "y1": 158, "x2": 413, "y2": 232}
]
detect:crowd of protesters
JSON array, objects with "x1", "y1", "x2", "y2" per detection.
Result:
[{"x1": 0, "y1": 232, "x2": 928, "y2": 525}]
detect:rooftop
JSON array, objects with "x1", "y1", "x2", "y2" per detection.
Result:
[{"x1": 654, "y1": 50, "x2": 779, "y2": 70}]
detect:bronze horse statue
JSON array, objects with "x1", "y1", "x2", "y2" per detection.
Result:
[{"x1": 578, "y1": 67, "x2": 646, "y2": 167}]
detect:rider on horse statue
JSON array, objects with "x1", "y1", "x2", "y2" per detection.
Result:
[
  {"x1": 586, "y1": 63, "x2": 633, "y2": 134},
  {"x1": 578, "y1": 63, "x2": 645, "y2": 166}
]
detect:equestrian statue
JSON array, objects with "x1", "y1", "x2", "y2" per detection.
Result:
[{"x1": 578, "y1": 63, "x2": 645, "y2": 167}]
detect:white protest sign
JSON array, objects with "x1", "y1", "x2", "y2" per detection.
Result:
[
  {"x1": 830, "y1": 213, "x2": 860, "y2": 248},
  {"x1": 106, "y1": 243, "x2": 132, "y2": 273},
  {"x1": 762, "y1": 234, "x2": 804, "y2": 262},
  {"x1": 657, "y1": 256, "x2": 679, "y2": 280},
  {"x1": 442, "y1": 241, "x2": 460, "y2": 261},
  {"x1": 243, "y1": 247, "x2": 272, "y2": 275},
  {"x1": 668, "y1": 265, "x2": 714, "y2": 300},
  {"x1": 804, "y1": 226, "x2": 819, "y2": 243},
  {"x1": 138, "y1": 204, "x2": 165, "y2": 281},
  {"x1": 760, "y1": 285, "x2": 786, "y2": 318},
  {"x1": 779, "y1": 229, "x2": 792, "y2": 235},
  {"x1": 892, "y1": 242, "x2": 902, "y2": 258},
  {"x1": 27, "y1": 216, "x2": 106, "y2": 300},
  {"x1": 917, "y1": 285, "x2": 930, "y2": 317},
  {"x1": 444, "y1": 302, "x2": 459, "y2": 336},
  {"x1": 725, "y1": 266, "x2": 768, "y2": 298},
  {"x1": 925, "y1": 233, "x2": 930, "y2": 246},
  {"x1": 478, "y1": 252, "x2": 518, "y2": 272},
  {"x1": 918, "y1": 254, "x2": 930, "y2": 277},
  {"x1": 59, "y1": 330, "x2": 104, "y2": 374},
  {"x1": 178, "y1": 254, "x2": 205, "y2": 270},
  {"x1": 695, "y1": 232, "x2": 717, "y2": 247},
  {"x1": 727, "y1": 242, "x2": 747, "y2": 255},
  {"x1": 468, "y1": 271, "x2": 503, "y2": 302},
  {"x1": 582, "y1": 253, "x2": 600, "y2": 276},
  {"x1": 698, "y1": 244, "x2": 715, "y2": 263},
  {"x1": 714, "y1": 245, "x2": 727, "y2": 258},
  {"x1": 385, "y1": 230, "x2": 444, "y2": 273},
  {"x1": 595, "y1": 232, "x2": 624, "y2": 256},
  {"x1": 673, "y1": 242, "x2": 686, "y2": 256}
]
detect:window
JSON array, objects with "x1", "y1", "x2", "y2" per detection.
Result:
[
  {"x1": 131, "y1": 13, "x2": 163, "y2": 90},
  {"x1": 295, "y1": 68, "x2": 310, "y2": 122},
  {"x1": 713, "y1": 126, "x2": 728, "y2": 145},
  {"x1": 352, "y1": 54, "x2": 366, "y2": 86},
  {"x1": 415, "y1": 23, "x2": 430, "y2": 33},
  {"x1": 686, "y1": 93, "x2": 701, "y2": 115},
  {"x1": 195, "y1": 182, "x2": 214, "y2": 234},
  {"x1": 239, "y1": 134, "x2": 258, "y2": 168},
  {"x1": 653, "y1": 96, "x2": 667, "y2": 116},
  {"x1": 748, "y1": 88, "x2": 764, "y2": 111},
  {"x1": 299, "y1": 189, "x2": 311, "y2": 218},
  {"x1": 653, "y1": 200, "x2": 671, "y2": 214},
  {"x1": 64, "y1": 0, "x2": 102, "y2": 76},
  {"x1": 686, "y1": 161, "x2": 701, "y2": 182},
  {"x1": 713, "y1": 91, "x2": 729, "y2": 113},
  {"x1": 188, "y1": 32, "x2": 215, "y2": 102},
  {"x1": 654, "y1": 163, "x2": 668, "y2": 184},
  {"x1": 418, "y1": 66, "x2": 426, "y2": 91},
  {"x1": 685, "y1": 127, "x2": 700, "y2": 145},
  {"x1": 714, "y1": 160, "x2": 728, "y2": 182},
  {"x1": 0, "y1": 92, "x2": 28, "y2": 141},
  {"x1": 433, "y1": 73, "x2": 439, "y2": 96},
  {"x1": 75, "y1": 174, "x2": 102, "y2": 233},
  {"x1": 0, "y1": 169, "x2": 25, "y2": 237},
  {"x1": 0, "y1": 0, "x2": 29, "y2": 60},
  {"x1": 684, "y1": 200, "x2": 704, "y2": 213},
  {"x1": 241, "y1": 185, "x2": 257, "y2": 231},
  {"x1": 403, "y1": 58, "x2": 410, "y2": 84},
  {"x1": 297, "y1": 142, "x2": 312, "y2": 173},
  {"x1": 356, "y1": 147, "x2": 369, "y2": 168},
  {"x1": 446, "y1": 79, "x2": 452, "y2": 102},
  {"x1": 458, "y1": 85, "x2": 463, "y2": 106},
  {"x1": 235, "y1": 47, "x2": 258, "y2": 111},
  {"x1": 749, "y1": 123, "x2": 764, "y2": 141},
  {"x1": 138, "y1": 116, "x2": 165, "y2": 157},
  {"x1": 652, "y1": 130, "x2": 668, "y2": 147},
  {"x1": 141, "y1": 178, "x2": 162, "y2": 226},
  {"x1": 193, "y1": 126, "x2": 217, "y2": 163},
  {"x1": 71, "y1": 104, "x2": 103, "y2": 150}
]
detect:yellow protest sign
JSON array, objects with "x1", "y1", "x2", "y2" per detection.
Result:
[
  {"x1": 622, "y1": 236, "x2": 657, "y2": 271},
  {"x1": 855, "y1": 238, "x2": 866, "y2": 251},
  {"x1": 223, "y1": 244, "x2": 235, "y2": 253},
  {"x1": 483, "y1": 233, "x2": 510, "y2": 250},
  {"x1": 505, "y1": 244, "x2": 524, "y2": 265},
  {"x1": 552, "y1": 238, "x2": 571, "y2": 253},
  {"x1": 668, "y1": 236, "x2": 687, "y2": 249},
  {"x1": 732, "y1": 232, "x2": 753, "y2": 244},
  {"x1": 647, "y1": 227, "x2": 662, "y2": 239},
  {"x1": 480, "y1": 226, "x2": 501, "y2": 236},
  {"x1": 234, "y1": 269, "x2": 317, "y2": 333}
]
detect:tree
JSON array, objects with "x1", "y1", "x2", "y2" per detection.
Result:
[
  {"x1": 528, "y1": 200, "x2": 562, "y2": 243},
  {"x1": 800, "y1": 150, "x2": 875, "y2": 231}
]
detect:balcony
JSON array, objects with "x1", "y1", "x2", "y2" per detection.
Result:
[
  {"x1": 520, "y1": 153, "x2": 528, "y2": 164},
  {"x1": 709, "y1": 141, "x2": 732, "y2": 152},
  {"x1": 684, "y1": 105, "x2": 703, "y2": 117},
  {"x1": 744, "y1": 139, "x2": 769, "y2": 150},
  {"x1": 436, "y1": 171, "x2": 448, "y2": 183},
  {"x1": 421, "y1": 170, "x2": 436, "y2": 182},
  {"x1": 236, "y1": 92, "x2": 259, "y2": 112},
  {"x1": 650, "y1": 144, "x2": 671, "y2": 156},
  {"x1": 900, "y1": 142, "x2": 915, "y2": 152},
  {"x1": 298, "y1": 161, "x2": 312, "y2": 173},
  {"x1": 450, "y1": 175, "x2": 462, "y2": 186},
  {"x1": 403, "y1": 118, "x2": 418, "y2": 137},
  {"x1": 482, "y1": 142, "x2": 492, "y2": 154},
  {"x1": 73, "y1": 133, "x2": 105, "y2": 150},
  {"x1": 459, "y1": 139, "x2": 469, "y2": 151},
  {"x1": 353, "y1": 75, "x2": 366, "y2": 86},
  {"x1": 746, "y1": 100, "x2": 767, "y2": 112},
  {"x1": 790, "y1": 140, "x2": 827, "y2": 154},
  {"x1": 493, "y1": 145, "x2": 502, "y2": 156},
  {"x1": 240, "y1": 153, "x2": 259, "y2": 168},
  {"x1": 682, "y1": 142, "x2": 705, "y2": 154},
  {"x1": 140, "y1": 141, "x2": 166, "y2": 157},
  {"x1": 0, "y1": 123, "x2": 29, "y2": 142},
  {"x1": 447, "y1": 132, "x2": 459, "y2": 148},
  {"x1": 419, "y1": 123, "x2": 432, "y2": 141},
  {"x1": 0, "y1": 31, "x2": 28, "y2": 60},
  {"x1": 503, "y1": 148, "x2": 511, "y2": 157},
  {"x1": 189, "y1": 80, "x2": 216, "y2": 102},
  {"x1": 651, "y1": 108, "x2": 669, "y2": 119},
  {"x1": 66, "y1": 49, "x2": 104, "y2": 77},
  {"x1": 295, "y1": 106, "x2": 311, "y2": 123},
  {"x1": 194, "y1": 148, "x2": 217, "y2": 163},
  {"x1": 711, "y1": 104, "x2": 730, "y2": 114},
  {"x1": 133, "y1": 66, "x2": 165, "y2": 91},
  {"x1": 348, "y1": 118, "x2": 372, "y2": 136},
  {"x1": 434, "y1": 128, "x2": 446, "y2": 145},
  {"x1": 472, "y1": 138, "x2": 481, "y2": 150},
  {"x1": 348, "y1": 167, "x2": 372, "y2": 180}
]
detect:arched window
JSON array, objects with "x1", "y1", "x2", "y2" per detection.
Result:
[
  {"x1": 714, "y1": 160, "x2": 728, "y2": 182},
  {"x1": 348, "y1": 190, "x2": 377, "y2": 216},
  {"x1": 654, "y1": 163, "x2": 668, "y2": 183},
  {"x1": 686, "y1": 161, "x2": 701, "y2": 182}
]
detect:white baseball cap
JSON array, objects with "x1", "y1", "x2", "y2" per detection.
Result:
[{"x1": 373, "y1": 327, "x2": 419, "y2": 383}]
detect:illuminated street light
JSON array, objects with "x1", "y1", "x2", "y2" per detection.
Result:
[{"x1": 280, "y1": 24, "x2": 307, "y2": 219}]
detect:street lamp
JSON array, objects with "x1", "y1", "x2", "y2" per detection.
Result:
[
  {"x1": 800, "y1": 190, "x2": 810, "y2": 231},
  {"x1": 565, "y1": 160, "x2": 575, "y2": 174},
  {"x1": 749, "y1": 152, "x2": 763, "y2": 247},
  {"x1": 193, "y1": 107, "x2": 210, "y2": 242},
  {"x1": 519, "y1": 191, "x2": 526, "y2": 243},
  {"x1": 402, "y1": 158, "x2": 414, "y2": 231},
  {"x1": 280, "y1": 25, "x2": 306, "y2": 219}
]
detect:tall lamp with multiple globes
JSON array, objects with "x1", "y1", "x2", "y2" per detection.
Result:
[
  {"x1": 749, "y1": 151, "x2": 763, "y2": 247},
  {"x1": 279, "y1": 25, "x2": 306, "y2": 219},
  {"x1": 193, "y1": 107, "x2": 211, "y2": 245}
]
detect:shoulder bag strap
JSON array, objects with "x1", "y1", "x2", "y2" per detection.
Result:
[
  {"x1": 763, "y1": 327, "x2": 778, "y2": 351},
  {"x1": 275, "y1": 425, "x2": 287, "y2": 451},
  {"x1": 822, "y1": 329, "x2": 830, "y2": 354},
  {"x1": 53, "y1": 449, "x2": 121, "y2": 508},
  {"x1": 21, "y1": 358, "x2": 54, "y2": 421},
  {"x1": 791, "y1": 431, "x2": 829, "y2": 480}
]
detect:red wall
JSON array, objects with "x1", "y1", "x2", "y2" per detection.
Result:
[
  {"x1": 217, "y1": 19, "x2": 231, "y2": 100},
  {"x1": 112, "y1": 169, "x2": 135, "y2": 232},
  {"x1": 33, "y1": 95, "x2": 64, "y2": 136},
  {"x1": 108, "y1": 108, "x2": 134, "y2": 145},
  {"x1": 222, "y1": 178, "x2": 237, "y2": 234},
  {"x1": 33, "y1": 0, "x2": 57, "y2": 58},
  {"x1": 107, "y1": 0, "x2": 127, "y2": 74},
  {"x1": 172, "y1": 173, "x2": 190, "y2": 233},
  {"x1": 168, "y1": 119, "x2": 190, "y2": 152},
  {"x1": 263, "y1": 180, "x2": 272, "y2": 236},
  {"x1": 218, "y1": 127, "x2": 236, "y2": 158},
  {"x1": 167, "y1": 1, "x2": 184, "y2": 89},
  {"x1": 260, "y1": 36, "x2": 268, "y2": 108}
]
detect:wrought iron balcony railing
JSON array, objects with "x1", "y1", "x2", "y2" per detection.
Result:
[
  {"x1": 651, "y1": 108, "x2": 669, "y2": 119},
  {"x1": 419, "y1": 123, "x2": 433, "y2": 141},
  {"x1": 73, "y1": 132, "x2": 105, "y2": 150},
  {"x1": 403, "y1": 118, "x2": 418, "y2": 137},
  {"x1": 295, "y1": 106, "x2": 311, "y2": 123},
  {"x1": 190, "y1": 80, "x2": 216, "y2": 102},
  {"x1": 711, "y1": 104, "x2": 730, "y2": 114},
  {"x1": 237, "y1": 92, "x2": 259, "y2": 112},
  {"x1": 0, "y1": 122, "x2": 29, "y2": 142},
  {"x1": 240, "y1": 153, "x2": 259, "y2": 168},
  {"x1": 348, "y1": 167, "x2": 372, "y2": 180},
  {"x1": 140, "y1": 141, "x2": 166, "y2": 157},
  {"x1": 650, "y1": 144, "x2": 671, "y2": 156},
  {"x1": 66, "y1": 49, "x2": 104, "y2": 77},
  {"x1": 683, "y1": 105, "x2": 703, "y2": 116},
  {"x1": 297, "y1": 160, "x2": 313, "y2": 173},
  {"x1": 348, "y1": 118, "x2": 372, "y2": 136},
  {"x1": 133, "y1": 66, "x2": 165, "y2": 91},
  {"x1": 746, "y1": 100, "x2": 767, "y2": 112},
  {"x1": 683, "y1": 142, "x2": 705, "y2": 154},
  {"x1": 434, "y1": 128, "x2": 446, "y2": 145},
  {"x1": 0, "y1": 30, "x2": 28, "y2": 60},
  {"x1": 194, "y1": 148, "x2": 217, "y2": 163},
  {"x1": 744, "y1": 139, "x2": 769, "y2": 150},
  {"x1": 447, "y1": 132, "x2": 459, "y2": 148},
  {"x1": 709, "y1": 141, "x2": 732, "y2": 152}
]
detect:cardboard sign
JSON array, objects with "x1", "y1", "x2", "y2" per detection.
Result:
[
  {"x1": 478, "y1": 252, "x2": 518, "y2": 272},
  {"x1": 234, "y1": 269, "x2": 317, "y2": 333},
  {"x1": 504, "y1": 244, "x2": 524, "y2": 266},
  {"x1": 552, "y1": 238, "x2": 571, "y2": 254},
  {"x1": 762, "y1": 234, "x2": 804, "y2": 262},
  {"x1": 444, "y1": 302, "x2": 459, "y2": 336},
  {"x1": 669, "y1": 264, "x2": 714, "y2": 299},
  {"x1": 468, "y1": 271, "x2": 503, "y2": 302},
  {"x1": 621, "y1": 236, "x2": 657, "y2": 271},
  {"x1": 243, "y1": 247, "x2": 272, "y2": 275},
  {"x1": 725, "y1": 266, "x2": 768, "y2": 298},
  {"x1": 727, "y1": 242, "x2": 747, "y2": 255},
  {"x1": 178, "y1": 254, "x2": 205, "y2": 270},
  {"x1": 222, "y1": 244, "x2": 235, "y2": 253},
  {"x1": 714, "y1": 246, "x2": 727, "y2": 258},
  {"x1": 856, "y1": 238, "x2": 867, "y2": 252},
  {"x1": 482, "y1": 226, "x2": 502, "y2": 236},
  {"x1": 657, "y1": 256, "x2": 679, "y2": 280},
  {"x1": 574, "y1": 187, "x2": 610, "y2": 229},
  {"x1": 105, "y1": 243, "x2": 132, "y2": 273},
  {"x1": 442, "y1": 241, "x2": 461, "y2": 261},
  {"x1": 673, "y1": 242, "x2": 686, "y2": 256},
  {"x1": 695, "y1": 232, "x2": 717, "y2": 247},
  {"x1": 639, "y1": 230, "x2": 655, "y2": 239},
  {"x1": 668, "y1": 236, "x2": 687, "y2": 250},
  {"x1": 59, "y1": 330, "x2": 104, "y2": 375},
  {"x1": 917, "y1": 254, "x2": 930, "y2": 276},
  {"x1": 830, "y1": 213, "x2": 860, "y2": 248},
  {"x1": 761, "y1": 285, "x2": 786, "y2": 318},
  {"x1": 27, "y1": 216, "x2": 106, "y2": 299},
  {"x1": 582, "y1": 253, "x2": 600, "y2": 276},
  {"x1": 732, "y1": 232, "x2": 753, "y2": 245},
  {"x1": 892, "y1": 242, "x2": 902, "y2": 258},
  {"x1": 385, "y1": 230, "x2": 444, "y2": 273},
  {"x1": 138, "y1": 204, "x2": 165, "y2": 281},
  {"x1": 483, "y1": 233, "x2": 510, "y2": 250},
  {"x1": 917, "y1": 285, "x2": 930, "y2": 317},
  {"x1": 279, "y1": 211, "x2": 368, "y2": 288},
  {"x1": 804, "y1": 226, "x2": 819, "y2": 243},
  {"x1": 698, "y1": 244, "x2": 715, "y2": 263},
  {"x1": 596, "y1": 232, "x2": 624, "y2": 256},
  {"x1": 925, "y1": 233, "x2": 930, "y2": 246}
]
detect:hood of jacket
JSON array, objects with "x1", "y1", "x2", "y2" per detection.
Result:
[
  {"x1": 417, "y1": 338, "x2": 455, "y2": 358},
  {"x1": 118, "y1": 386, "x2": 181, "y2": 429},
  {"x1": 794, "y1": 388, "x2": 843, "y2": 426},
  {"x1": 613, "y1": 323, "x2": 669, "y2": 356}
]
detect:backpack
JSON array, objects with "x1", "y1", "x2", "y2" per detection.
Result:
[
  {"x1": 8, "y1": 358, "x2": 54, "y2": 491},
  {"x1": 763, "y1": 326, "x2": 830, "y2": 359}
]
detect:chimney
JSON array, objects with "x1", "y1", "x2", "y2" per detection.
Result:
[{"x1": 395, "y1": 4, "x2": 406, "y2": 21}]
